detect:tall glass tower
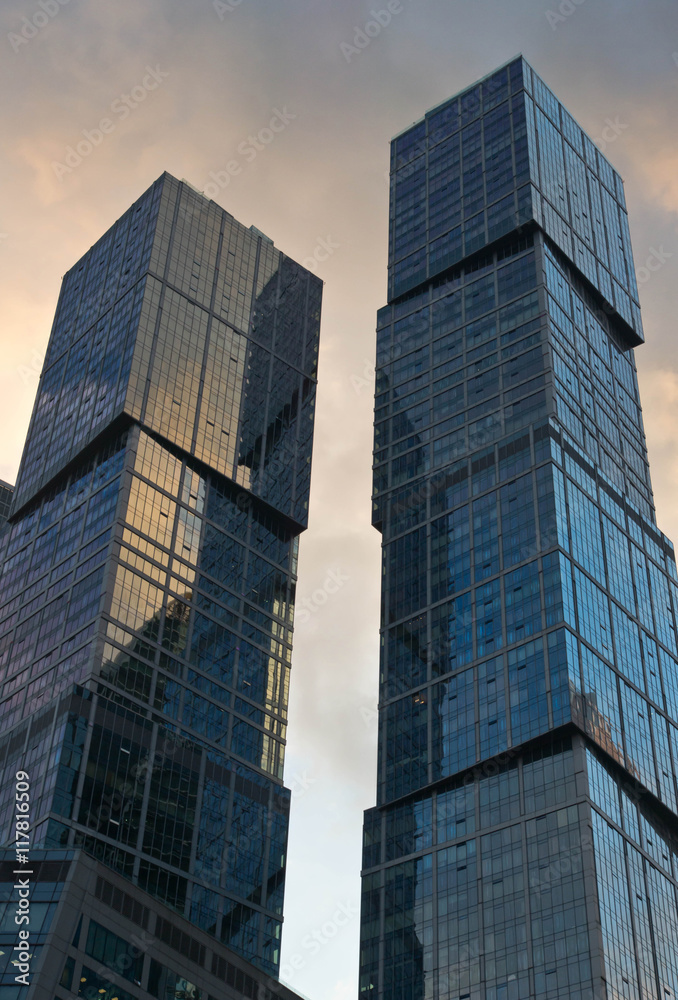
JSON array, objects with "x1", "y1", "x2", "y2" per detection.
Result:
[
  {"x1": 0, "y1": 173, "x2": 321, "y2": 998},
  {"x1": 361, "y1": 57, "x2": 678, "y2": 1000}
]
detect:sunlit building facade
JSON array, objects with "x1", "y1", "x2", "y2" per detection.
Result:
[
  {"x1": 0, "y1": 173, "x2": 321, "y2": 997},
  {"x1": 361, "y1": 57, "x2": 678, "y2": 1000}
]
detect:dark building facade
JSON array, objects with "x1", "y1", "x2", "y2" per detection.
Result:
[
  {"x1": 0, "y1": 482, "x2": 13, "y2": 527},
  {"x1": 0, "y1": 850, "x2": 311, "y2": 1000},
  {"x1": 361, "y1": 58, "x2": 678, "y2": 1000},
  {"x1": 0, "y1": 173, "x2": 321, "y2": 995}
]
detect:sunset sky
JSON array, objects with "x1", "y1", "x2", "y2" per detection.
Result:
[{"x1": 1, "y1": 1, "x2": 677, "y2": 997}]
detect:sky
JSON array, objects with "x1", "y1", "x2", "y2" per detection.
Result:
[{"x1": 1, "y1": 0, "x2": 677, "y2": 997}]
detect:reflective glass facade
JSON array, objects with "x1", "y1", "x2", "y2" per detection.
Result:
[
  {"x1": 362, "y1": 58, "x2": 678, "y2": 1000},
  {"x1": 0, "y1": 173, "x2": 321, "y2": 980},
  {"x1": 0, "y1": 482, "x2": 13, "y2": 526},
  {"x1": 0, "y1": 849, "x2": 313, "y2": 1000},
  {"x1": 0, "y1": 479, "x2": 14, "y2": 525}
]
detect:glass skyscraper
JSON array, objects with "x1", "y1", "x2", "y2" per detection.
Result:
[
  {"x1": 0, "y1": 172, "x2": 321, "y2": 998},
  {"x1": 361, "y1": 57, "x2": 678, "y2": 1000}
]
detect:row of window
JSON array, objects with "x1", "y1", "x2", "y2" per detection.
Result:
[{"x1": 361, "y1": 798, "x2": 597, "y2": 999}]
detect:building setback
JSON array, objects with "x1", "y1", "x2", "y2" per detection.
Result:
[
  {"x1": 0, "y1": 481, "x2": 13, "y2": 527},
  {"x1": 361, "y1": 57, "x2": 678, "y2": 1000},
  {"x1": 0, "y1": 172, "x2": 322, "y2": 998}
]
